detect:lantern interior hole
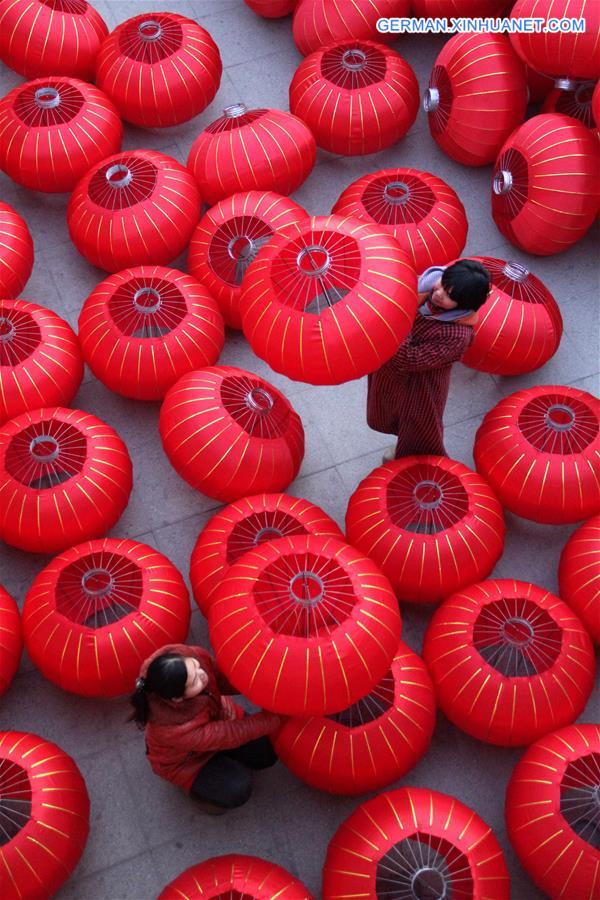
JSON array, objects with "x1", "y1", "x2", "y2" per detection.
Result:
[
  {"x1": 56, "y1": 553, "x2": 143, "y2": 628},
  {"x1": 0, "y1": 310, "x2": 41, "y2": 367},
  {"x1": 0, "y1": 760, "x2": 32, "y2": 845},
  {"x1": 5, "y1": 420, "x2": 87, "y2": 489},
  {"x1": 109, "y1": 276, "x2": 187, "y2": 338},
  {"x1": 386, "y1": 465, "x2": 469, "y2": 534},
  {"x1": 226, "y1": 511, "x2": 306, "y2": 564},
  {"x1": 424, "y1": 66, "x2": 452, "y2": 134},
  {"x1": 120, "y1": 15, "x2": 183, "y2": 62},
  {"x1": 518, "y1": 393, "x2": 598, "y2": 454},
  {"x1": 362, "y1": 175, "x2": 436, "y2": 225},
  {"x1": 374, "y1": 833, "x2": 473, "y2": 899},
  {"x1": 492, "y1": 148, "x2": 528, "y2": 217},
  {"x1": 213, "y1": 893, "x2": 251, "y2": 900},
  {"x1": 473, "y1": 598, "x2": 562, "y2": 677},
  {"x1": 220, "y1": 375, "x2": 289, "y2": 439},
  {"x1": 206, "y1": 106, "x2": 265, "y2": 133},
  {"x1": 560, "y1": 753, "x2": 600, "y2": 849},
  {"x1": 208, "y1": 215, "x2": 273, "y2": 285},
  {"x1": 321, "y1": 43, "x2": 387, "y2": 88},
  {"x1": 15, "y1": 80, "x2": 84, "y2": 125},
  {"x1": 89, "y1": 156, "x2": 157, "y2": 209},
  {"x1": 329, "y1": 669, "x2": 395, "y2": 727}
]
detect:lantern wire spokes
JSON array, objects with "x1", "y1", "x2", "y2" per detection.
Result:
[
  {"x1": 109, "y1": 275, "x2": 188, "y2": 337},
  {"x1": 0, "y1": 760, "x2": 31, "y2": 845},
  {"x1": 0, "y1": 309, "x2": 41, "y2": 364},
  {"x1": 375, "y1": 833, "x2": 474, "y2": 899},
  {"x1": 208, "y1": 215, "x2": 273, "y2": 285},
  {"x1": 56, "y1": 550, "x2": 143, "y2": 628},
  {"x1": 14, "y1": 81, "x2": 84, "y2": 126},
  {"x1": 254, "y1": 551, "x2": 357, "y2": 637},
  {"x1": 226, "y1": 510, "x2": 305, "y2": 563},
  {"x1": 386, "y1": 465, "x2": 469, "y2": 534},
  {"x1": 424, "y1": 66, "x2": 452, "y2": 133},
  {"x1": 473, "y1": 598, "x2": 562, "y2": 677},
  {"x1": 89, "y1": 156, "x2": 157, "y2": 210},
  {"x1": 5, "y1": 419, "x2": 87, "y2": 489},
  {"x1": 120, "y1": 16, "x2": 183, "y2": 63},
  {"x1": 330, "y1": 671, "x2": 395, "y2": 727},
  {"x1": 220, "y1": 375, "x2": 288, "y2": 439},
  {"x1": 321, "y1": 44, "x2": 387, "y2": 89},
  {"x1": 41, "y1": 0, "x2": 88, "y2": 12},
  {"x1": 554, "y1": 82, "x2": 594, "y2": 127},
  {"x1": 518, "y1": 394, "x2": 599, "y2": 454},
  {"x1": 560, "y1": 753, "x2": 600, "y2": 849},
  {"x1": 361, "y1": 174, "x2": 436, "y2": 225}
]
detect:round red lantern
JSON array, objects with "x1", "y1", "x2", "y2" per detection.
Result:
[
  {"x1": 542, "y1": 80, "x2": 596, "y2": 128},
  {"x1": 274, "y1": 641, "x2": 435, "y2": 795},
  {"x1": 292, "y1": 0, "x2": 410, "y2": 56},
  {"x1": 158, "y1": 854, "x2": 313, "y2": 900},
  {"x1": 323, "y1": 787, "x2": 509, "y2": 899},
  {"x1": 423, "y1": 579, "x2": 596, "y2": 746},
  {"x1": 0, "y1": 0, "x2": 107, "y2": 80},
  {"x1": 346, "y1": 456, "x2": 505, "y2": 604},
  {"x1": 474, "y1": 385, "x2": 600, "y2": 524},
  {"x1": 424, "y1": 32, "x2": 528, "y2": 166},
  {"x1": 0, "y1": 730, "x2": 90, "y2": 900},
  {"x1": 492, "y1": 113, "x2": 600, "y2": 254},
  {"x1": 190, "y1": 493, "x2": 343, "y2": 616},
  {"x1": 78, "y1": 266, "x2": 225, "y2": 401},
  {"x1": 209, "y1": 534, "x2": 401, "y2": 716},
  {"x1": 0, "y1": 202, "x2": 33, "y2": 298},
  {"x1": 461, "y1": 257, "x2": 563, "y2": 375},
  {"x1": 332, "y1": 168, "x2": 468, "y2": 272},
  {"x1": 239, "y1": 215, "x2": 418, "y2": 385},
  {"x1": 188, "y1": 190, "x2": 307, "y2": 329},
  {"x1": 0, "y1": 299, "x2": 83, "y2": 425},
  {"x1": 289, "y1": 41, "x2": 419, "y2": 156},
  {"x1": 0, "y1": 406, "x2": 132, "y2": 554},
  {"x1": 187, "y1": 104, "x2": 316, "y2": 206},
  {"x1": 67, "y1": 149, "x2": 201, "y2": 272},
  {"x1": 159, "y1": 366, "x2": 305, "y2": 503},
  {"x1": 412, "y1": 0, "x2": 508, "y2": 12},
  {"x1": 244, "y1": 0, "x2": 297, "y2": 15},
  {"x1": 509, "y1": 0, "x2": 600, "y2": 81},
  {"x1": 96, "y1": 13, "x2": 221, "y2": 128},
  {"x1": 0, "y1": 77, "x2": 122, "y2": 194},
  {"x1": 559, "y1": 515, "x2": 600, "y2": 644},
  {"x1": 506, "y1": 723, "x2": 600, "y2": 899},
  {"x1": 0, "y1": 586, "x2": 21, "y2": 697},
  {"x1": 23, "y1": 538, "x2": 190, "y2": 697}
]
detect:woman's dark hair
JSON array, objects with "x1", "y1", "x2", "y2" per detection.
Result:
[
  {"x1": 129, "y1": 653, "x2": 188, "y2": 727},
  {"x1": 441, "y1": 260, "x2": 491, "y2": 311}
]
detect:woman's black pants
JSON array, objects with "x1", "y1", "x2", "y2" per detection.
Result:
[{"x1": 189, "y1": 737, "x2": 277, "y2": 809}]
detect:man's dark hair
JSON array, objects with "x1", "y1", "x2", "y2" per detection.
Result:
[{"x1": 441, "y1": 260, "x2": 491, "y2": 311}]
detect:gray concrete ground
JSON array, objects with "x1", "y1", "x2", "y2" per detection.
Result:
[{"x1": 0, "y1": 2, "x2": 598, "y2": 898}]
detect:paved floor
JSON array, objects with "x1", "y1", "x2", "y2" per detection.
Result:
[{"x1": 0, "y1": 2, "x2": 598, "y2": 898}]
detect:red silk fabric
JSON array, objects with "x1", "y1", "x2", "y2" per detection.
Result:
[
  {"x1": 0, "y1": 202, "x2": 33, "y2": 298},
  {"x1": 423, "y1": 579, "x2": 596, "y2": 745},
  {"x1": 244, "y1": 0, "x2": 297, "y2": 16},
  {"x1": 509, "y1": 0, "x2": 600, "y2": 80},
  {"x1": 474, "y1": 385, "x2": 600, "y2": 523},
  {"x1": 159, "y1": 854, "x2": 313, "y2": 900},
  {"x1": 0, "y1": 587, "x2": 21, "y2": 697},
  {"x1": 292, "y1": 0, "x2": 409, "y2": 56},
  {"x1": 209, "y1": 534, "x2": 401, "y2": 716},
  {"x1": 0, "y1": 299, "x2": 83, "y2": 425},
  {"x1": 559, "y1": 515, "x2": 600, "y2": 644},
  {"x1": 412, "y1": 0, "x2": 508, "y2": 12},
  {"x1": 78, "y1": 266, "x2": 225, "y2": 401}
]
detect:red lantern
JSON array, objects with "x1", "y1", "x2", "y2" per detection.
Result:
[
  {"x1": 187, "y1": 104, "x2": 316, "y2": 206},
  {"x1": 424, "y1": 32, "x2": 528, "y2": 166},
  {"x1": 412, "y1": 0, "x2": 508, "y2": 12},
  {"x1": 0, "y1": 0, "x2": 107, "y2": 80},
  {"x1": 346, "y1": 456, "x2": 505, "y2": 604},
  {"x1": 67, "y1": 149, "x2": 201, "y2": 272},
  {"x1": 292, "y1": 0, "x2": 410, "y2": 56},
  {"x1": 96, "y1": 13, "x2": 221, "y2": 128},
  {"x1": 542, "y1": 80, "x2": 596, "y2": 128},
  {"x1": 188, "y1": 190, "x2": 307, "y2": 329},
  {"x1": 78, "y1": 266, "x2": 225, "y2": 401},
  {"x1": 239, "y1": 215, "x2": 418, "y2": 385},
  {"x1": 190, "y1": 493, "x2": 343, "y2": 616},
  {"x1": 0, "y1": 586, "x2": 21, "y2": 697},
  {"x1": 289, "y1": 41, "x2": 419, "y2": 156},
  {"x1": 244, "y1": 0, "x2": 297, "y2": 15},
  {"x1": 0, "y1": 730, "x2": 89, "y2": 900},
  {"x1": 506, "y1": 723, "x2": 600, "y2": 899},
  {"x1": 0, "y1": 299, "x2": 83, "y2": 425},
  {"x1": 492, "y1": 113, "x2": 600, "y2": 254},
  {"x1": 158, "y1": 854, "x2": 313, "y2": 900},
  {"x1": 0, "y1": 406, "x2": 132, "y2": 554},
  {"x1": 0, "y1": 202, "x2": 33, "y2": 298},
  {"x1": 474, "y1": 385, "x2": 600, "y2": 524},
  {"x1": 323, "y1": 787, "x2": 509, "y2": 899},
  {"x1": 209, "y1": 534, "x2": 401, "y2": 716},
  {"x1": 461, "y1": 257, "x2": 563, "y2": 375},
  {"x1": 332, "y1": 168, "x2": 468, "y2": 272},
  {"x1": 509, "y1": 0, "x2": 600, "y2": 81},
  {"x1": 423, "y1": 579, "x2": 596, "y2": 746},
  {"x1": 160, "y1": 366, "x2": 305, "y2": 503},
  {"x1": 23, "y1": 538, "x2": 190, "y2": 697},
  {"x1": 559, "y1": 515, "x2": 600, "y2": 644},
  {"x1": 0, "y1": 77, "x2": 122, "y2": 194},
  {"x1": 274, "y1": 642, "x2": 435, "y2": 795}
]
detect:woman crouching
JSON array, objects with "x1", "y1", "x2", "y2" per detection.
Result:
[{"x1": 131, "y1": 643, "x2": 281, "y2": 811}]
